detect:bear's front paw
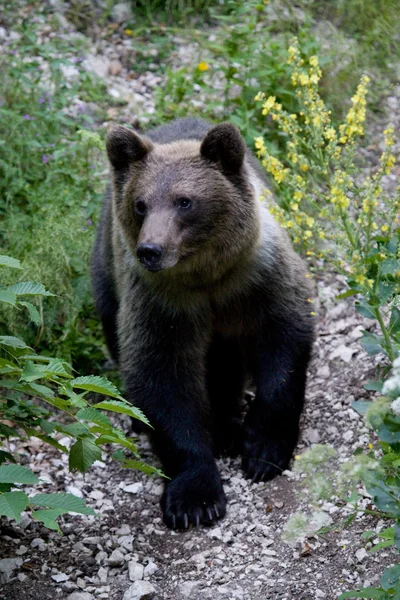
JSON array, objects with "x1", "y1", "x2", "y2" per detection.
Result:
[
  {"x1": 160, "y1": 464, "x2": 226, "y2": 530},
  {"x1": 242, "y1": 432, "x2": 294, "y2": 483}
]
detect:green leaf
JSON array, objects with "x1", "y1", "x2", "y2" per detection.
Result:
[
  {"x1": 28, "y1": 382, "x2": 54, "y2": 399},
  {"x1": 370, "y1": 540, "x2": 393, "y2": 552},
  {"x1": 20, "y1": 361, "x2": 46, "y2": 383},
  {"x1": 95, "y1": 434, "x2": 138, "y2": 453},
  {"x1": 0, "y1": 289, "x2": 17, "y2": 306},
  {"x1": 0, "y1": 464, "x2": 39, "y2": 484},
  {"x1": 337, "y1": 589, "x2": 385, "y2": 599},
  {"x1": 43, "y1": 359, "x2": 71, "y2": 378},
  {"x1": 394, "y1": 523, "x2": 400, "y2": 550},
  {"x1": 32, "y1": 508, "x2": 65, "y2": 533},
  {"x1": 0, "y1": 483, "x2": 12, "y2": 493},
  {"x1": 119, "y1": 459, "x2": 165, "y2": 477},
  {"x1": 30, "y1": 492, "x2": 96, "y2": 515},
  {"x1": 390, "y1": 308, "x2": 400, "y2": 336},
  {"x1": 93, "y1": 400, "x2": 150, "y2": 425},
  {"x1": 0, "y1": 335, "x2": 29, "y2": 349},
  {"x1": 69, "y1": 438, "x2": 102, "y2": 472},
  {"x1": 0, "y1": 424, "x2": 19, "y2": 438},
  {"x1": 355, "y1": 302, "x2": 376, "y2": 320},
  {"x1": 0, "y1": 451, "x2": 15, "y2": 465},
  {"x1": 19, "y1": 301, "x2": 41, "y2": 326},
  {"x1": 0, "y1": 255, "x2": 22, "y2": 270},
  {"x1": 364, "y1": 381, "x2": 383, "y2": 392},
  {"x1": 351, "y1": 400, "x2": 372, "y2": 415},
  {"x1": 381, "y1": 565, "x2": 400, "y2": 591},
  {"x1": 56, "y1": 423, "x2": 89, "y2": 438},
  {"x1": 70, "y1": 375, "x2": 123, "y2": 399},
  {"x1": 8, "y1": 281, "x2": 55, "y2": 297},
  {"x1": 0, "y1": 491, "x2": 29, "y2": 521},
  {"x1": 360, "y1": 332, "x2": 385, "y2": 357},
  {"x1": 76, "y1": 407, "x2": 112, "y2": 427}
]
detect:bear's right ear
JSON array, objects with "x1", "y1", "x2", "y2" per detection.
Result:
[{"x1": 106, "y1": 126, "x2": 153, "y2": 170}]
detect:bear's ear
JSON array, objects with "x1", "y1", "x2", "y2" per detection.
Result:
[
  {"x1": 200, "y1": 122, "x2": 246, "y2": 174},
  {"x1": 106, "y1": 126, "x2": 153, "y2": 170}
]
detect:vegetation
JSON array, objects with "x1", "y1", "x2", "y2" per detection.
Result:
[
  {"x1": 1, "y1": 0, "x2": 400, "y2": 592},
  {"x1": 0, "y1": 255, "x2": 161, "y2": 532}
]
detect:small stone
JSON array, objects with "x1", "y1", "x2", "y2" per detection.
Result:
[
  {"x1": 355, "y1": 548, "x2": 368, "y2": 562},
  {"x1": 98, "y1": 567, "x2": 108, "y2": 583},
  {"x1": 15, "y1": 545, "x2": 28, "y2": 555},
  {"x1": 31, "y1": 538, "x2": 47, "y2": 551},
  {"x1": 52, "y1": 572, "x2": 69, "y2": 583},
  {"x1": 123, "y1": 581, "x2": 156, "y2": 600},
  {"x1": 109, "y1": 60, "x2": 123, "y2": 76},
  {"x1": 330, "y1": 344, "x2": 357, "y2": 363},
  {"x1": 82, "y1": 537, "x2": 102, "y2": 546},
  {"x1": 122, "y1": 483, "x2": 143, "y2": 495},
  {"x1": 0, "y1": 558, "x2": 23, "y2": 584},
  {"x1": 112, "y1": 2, "x2": 133, "y2": 23},
  {"x1": 143, "y1": 561, "x2": 158, "y2": 576},
  {"x1": 108, "y1": 549, "x2": 125, "y2": 567},
  {"x1": 67, "y1": 593, "x2": 95, "y2": 600},
  {"x1": 118, "y1": 535, "x2": 134, "y2": 551},
  {"x1": 128, "y1": 560, "x2": 144, "y2": 581},
  {"x1": 316, "y1": 365, "x2": 330, "y2": 379}
]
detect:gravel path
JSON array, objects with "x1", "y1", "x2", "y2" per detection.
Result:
[{"x1": 1, "y1": 4, "x2": 400, "y2": 600}]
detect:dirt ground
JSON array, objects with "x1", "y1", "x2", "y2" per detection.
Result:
[{"x1": 1, "y1": 3, "x2": 400, "y2": 600}]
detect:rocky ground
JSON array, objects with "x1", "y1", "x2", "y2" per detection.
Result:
[{"x1": 1, "y1": 2, "x2": 400, "y2": 600}]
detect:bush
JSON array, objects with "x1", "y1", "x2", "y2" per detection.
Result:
[{"x1": 0, "y1": 255, "x2": 161, "y2": 532}]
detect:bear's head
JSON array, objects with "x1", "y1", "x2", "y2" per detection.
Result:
[{"x1": 106, "y1": 123, "x2": 260, "y2": 279}]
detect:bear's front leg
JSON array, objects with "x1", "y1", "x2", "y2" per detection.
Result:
[
  {"x1": 119, "y1": 294, "x2": 226, "y2": 529},
  {"x1": 243, "y1": 319, "x2": 313, "y2": 482}
]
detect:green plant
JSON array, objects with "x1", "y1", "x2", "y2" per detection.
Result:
[
  {"x1": 0, "y1": 255, "x2": 161, "y2": 532},
  {"x1": 256, "y1": 39, "x2": 400, "y2": 598},
  {"x1": 0, "y1": 17, "x2": 110, "y2": 366}
]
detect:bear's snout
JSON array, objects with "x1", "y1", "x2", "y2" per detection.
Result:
[{"x1": 136, "y1": 242, "x2": 163, "y2": 272}]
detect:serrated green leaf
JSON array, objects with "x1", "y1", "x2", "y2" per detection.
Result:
[
  {"x1": 76, "y1": 408, "x2": 112, "y2": 427},
  {"x1": 337, "y1": 589, "x2": 385, "y2": 599},
  {"x1": 8, "y1": 281, "x2": 55, "y2": 297},
  {"x1": 32, "y1": 508, "x2": 65, "y2": 533},
  {"x1": 381, "y1": 564, "x2": 400, "y2": 591},
  {"x1": 0, "y1": 289, "x2": 17, "y2": 306},
  {"x1": 355, "y1": 302, "x2": 376, "y2": 320},
  {"x1": 0, "y1": 491, "x2": 29, "y2": 521},
  {"x1": 30, "y1": 492, "x2": 96, "y2": 515},
  {"x1": 0, "y1": 424, "x2": 19, "y2": 438},
  {"x1": 43, "y1": 359, "x2": 71, "y2": 378},
  {"x1": 360, "y1": 332, "x2": 385, "y2": 357},
  {"x1": 56, "y1": 423, "x2": 89, "y2": 438},
  {"x1": 119, "y1": 459, "x2": 165, "y2": 477},
  {"x1": 370, "y1": 540, "x2": 393, "y2": 552},
  {"x1": 93, "y1": 400, "x2": 150, "y2": 425},
  {"x1": 0, "y1": 451, "x2": 15, "y2": 465},
  {"x1": 70, "y1": 375, "x2": 123, "y2": 399},
  {"x1": 33, "y1": 434, "x2": 67, "y2": 453},
  {"x1": 0, "y1": 464, "x2": 39, "y2": 484},
  {"x1": 0, "y1": 336, "x2": 29, "y2": 349},
  {"x1": 0, "y1": 255, "x2": 22, "y2": 269},
  {"x1": 19, "y1": 301, "x2": 41, "y2": 326},
  {"x1": 95, "y1": 434, "x2": 138, "y2": 453},
  {"x1": 69, "y1": 438, "x2": 102, "y2": 472},
  {"x1": 27, "y1": 382, "x2": 54, "y2": 399},
  {"x1": 20, "y1": 361, "x2": 45, "y2": 383}
]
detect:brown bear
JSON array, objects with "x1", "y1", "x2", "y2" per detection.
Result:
[{"x1": 92, "y1": 118, "x2": 314, "y2": 529}]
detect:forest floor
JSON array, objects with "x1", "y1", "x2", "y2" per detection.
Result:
[{"x1": 1, "y1": 3, "x2": 400, "y2": 600}]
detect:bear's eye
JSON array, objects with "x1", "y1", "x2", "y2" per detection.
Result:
[
  {"x1": 176, "y1": 197, "x2": 192, "y2": 210},
  {"x1": 135, "y1": 200, "x2": 146, "y2": 216}
]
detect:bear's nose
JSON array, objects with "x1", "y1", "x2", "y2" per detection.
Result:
[{"x1": 136, "y1": 243, "x2": 163, "y2": 271}]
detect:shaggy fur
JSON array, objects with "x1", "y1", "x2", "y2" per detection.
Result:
[{"x1": 92, "y1": 118, "x2": 315, "y2": 529}]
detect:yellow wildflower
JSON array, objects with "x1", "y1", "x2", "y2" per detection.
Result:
[
  {"x1": 124, "y1": 28, "x2": 133, "y2": 35},
  {"x1": 197, "y1": 62, "x2": 209, "y2": 72}
]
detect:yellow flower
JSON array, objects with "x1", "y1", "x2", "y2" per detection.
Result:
[
  {"x1": 309, "y1": 56, "x2": 319, "y2": 67},
  {"x1": 324, "y1": 127, "x2": 336, "y2": 142},
  {"x1": 254, "y1": 92, "x2": 265, "y2": 102},
  {"x1": 381, "y1": 225, "x2": 389, "y2": 232},
  {"x1": 197, "y1": 62, "x2": 209, "y2": 72},
  {"x1": 124, "y1": 28, "x2": 133, "y2": 35},
  {"x1": 318, "y1": 231, "x2": 325, "y2": 240}
]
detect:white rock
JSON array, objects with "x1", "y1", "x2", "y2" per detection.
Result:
[
  {"x1": 122, "y1": 482, "x2": 144, "y2": 495},
  {"x1": 31, "y1": 538, "x2": 47, "y2": 551},
  {"x1": 143, "y1": 561, "x2": 158, "y2": 576},
  {"x1": 83, "y1": 54, "x2": 110, "y2": 79},
  {"x1": 108, "y1": 549, "x2": 125, "y2": 567},
  {"x1": 0, "y1": 558, "x2": 23, "y2": 584},
  {"x1": 355, "y1": 548, "x2": 368, "y2": 562},
  {"x1": 129, "y1": 560, "x2": 144, "y2": 581},
  {"x1": 67, "y1": 593, "x2": 95, "y2": 600},
  {"x1": 118, "y1": 535, "x2": 134, "y2": 551},
  {"x1": 123, "y1": 581, "x2": 156, "y2": 600},
  {"x1": 112, "y1": 2, "x2": 133, "y2": 23},
  {"x1": 0, "y1": 26, "x2": 7, "y2": 39},
  {"x1": 316, "y1": 365, "x2": 330, "y2": 379},
  {"x1": 52, "y1": 572, "x2": 69, "y2": 583},
  {"x1": 66, "y1": 485, "x2": 83, "y2": 498},
  {"x1": 330, "y1": 344, "x2": 357, "y2": 363}
]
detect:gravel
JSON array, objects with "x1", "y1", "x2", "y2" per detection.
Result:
[{"x1": 1, "y1": 3, "x2": 400, "y2": 600}]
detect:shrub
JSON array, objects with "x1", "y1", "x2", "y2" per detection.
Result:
[{"x1": 0, "y1": 255, "x2": 161, "y2": 532}]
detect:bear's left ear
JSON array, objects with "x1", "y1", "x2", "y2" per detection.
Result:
[{"x1": 200, "y1": 122, "x2": 246, "y2": 174}]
